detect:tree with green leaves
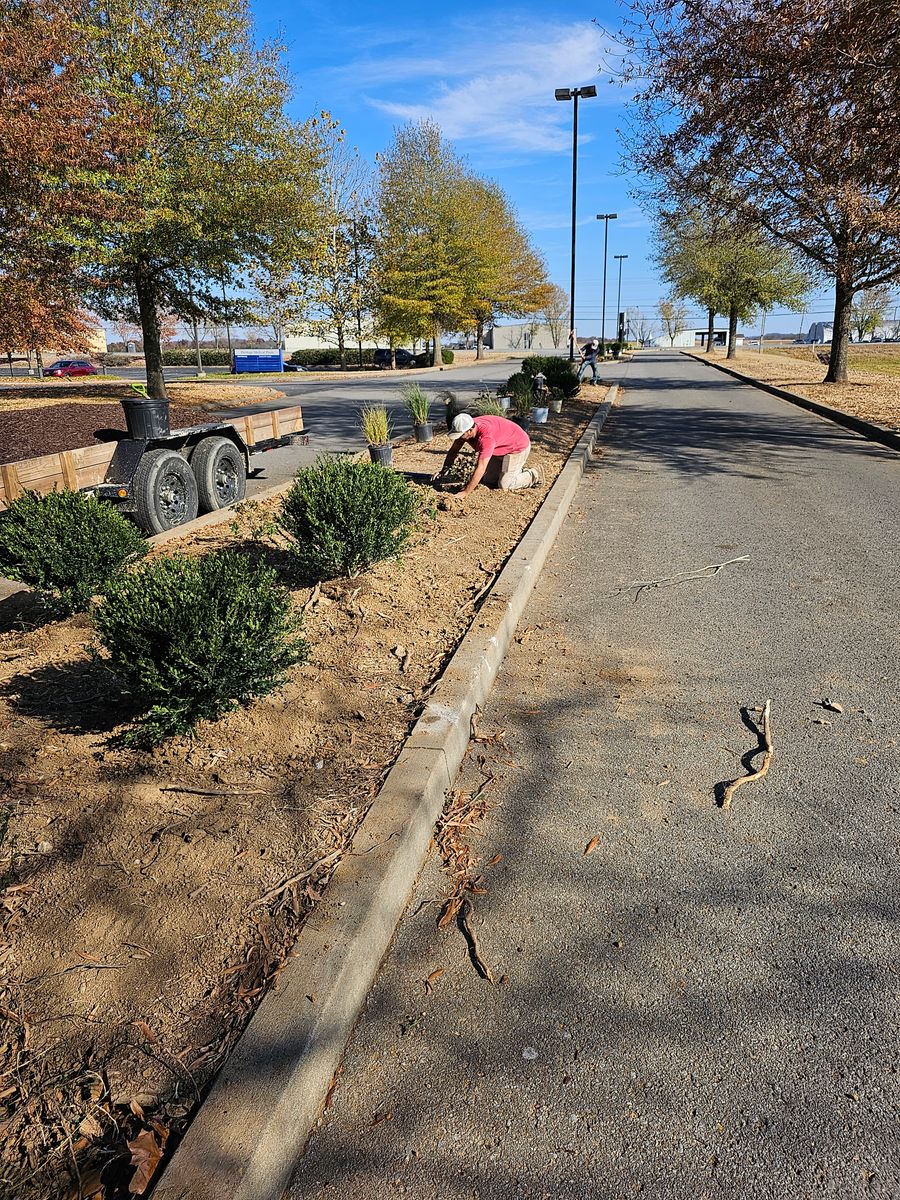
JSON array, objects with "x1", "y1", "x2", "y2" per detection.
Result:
[
  {"x1": 375, "y1": 121, "x2": 473, "y2": 366},
  {"x1": 375, "y1": 121, "x2": 548, "y2": 365},
  {"x1": 655, "y1": 205, "x2": 810, "y2": 358},
  {"x1": 79, "y1": 0, "x2": 326, "y2": 399},
  {"x1": 456, "y1": 177, "x2": 550, "y2": 359},
  {"x1": 851, "y1": 286, "x2": 893, "y2": 343}
]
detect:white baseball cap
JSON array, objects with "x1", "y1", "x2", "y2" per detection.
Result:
[{"x1": 450, "y1": 413, "x2": 475, "y2": 435}]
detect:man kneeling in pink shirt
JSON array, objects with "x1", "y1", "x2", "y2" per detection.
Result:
[{"x1": 431, "y1": 413, "x2": 543, "y2": 497}]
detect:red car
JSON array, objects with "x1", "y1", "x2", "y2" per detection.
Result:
[{"x1": 44, "y1": 359, "x2": 98, "y2": 377}]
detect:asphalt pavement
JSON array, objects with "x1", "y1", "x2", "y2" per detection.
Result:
[{"x1": 287, "y1": 351, "x2": 900, "y2": 1199}]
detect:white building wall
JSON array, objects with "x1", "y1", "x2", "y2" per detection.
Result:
[{"x1": 490, "y1": 322, "x2": 566, "y2": 352}]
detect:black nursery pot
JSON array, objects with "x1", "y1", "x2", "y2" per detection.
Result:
[
  {"x1": 369, "y1": 443, "x2": 393, "y2": 466},
  {"x1": 511, "y1": 416, "x2": 531, "y2": 433},
  {"x1": 414, "y1": 422, "x2": 433, "y2": 443}
]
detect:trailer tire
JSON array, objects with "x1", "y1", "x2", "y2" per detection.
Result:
[
  {"x1": 191, "y1": 436, "x2": 247, "y2": 513},
  {"x1": 133, "y1": 448, "x2": 199, "y2": 535}
]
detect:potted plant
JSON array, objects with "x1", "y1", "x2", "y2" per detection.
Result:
[
  {"x1": 548, "y1": 387, "x2": 564, "y2": 414},
  {"x1": 400, "y1": 383, "x2": 433, "y2": 443},
  {"x1": 360, "y1": 404, "x2": 393, "y2": 466},
  {"x1": 508, "y1": 385, "x2": 532, "y2": 432}
]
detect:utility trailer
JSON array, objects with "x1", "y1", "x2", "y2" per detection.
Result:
[{"x1": 0, "y1": 387, "x2": 304, "y2": 535}]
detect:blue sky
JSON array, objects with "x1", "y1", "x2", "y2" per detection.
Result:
[{"x1": 250, "y1": 0, "x2": 835, "y2": 337}]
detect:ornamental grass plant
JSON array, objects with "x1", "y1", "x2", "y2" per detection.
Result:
[{"x1": 359, "y1": 404, "x2": 391, "y2": 447}]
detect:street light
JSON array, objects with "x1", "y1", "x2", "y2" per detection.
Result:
[
  {"x1": 614, "y1": 254, "x2": 628, "y2": 342},
  {"x1": 555, "y1": 84, "x2": 598, "y2": 360},
  {"x1": 596, "y1": 213, "x2": 617, "y2": 348}
]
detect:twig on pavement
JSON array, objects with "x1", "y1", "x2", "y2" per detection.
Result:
[
  {"x1": 620, "y1": 555, "x2": 750, "y2": 602},
  {"x1": 458, "y1": 898, "x2": 493, "y2": 981},
  {"x1": 721, "y1": 699, "x2": 774, "y2": 810}
]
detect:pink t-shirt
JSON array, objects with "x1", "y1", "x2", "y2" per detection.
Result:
[{"x1": 472, "y1": 415, "x2": 530, "y2": 461}]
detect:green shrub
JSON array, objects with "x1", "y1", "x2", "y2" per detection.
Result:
[
  {"x1": 278, "y1": 456, "x2": 419, "y2": 580},
  {"x1": 288, "y1": 348, "x2": 376, "y2": 368},
  {"x1": 441, "y1": 348, "x2": 454, "y2": 364},
  {"x1": 160, "y1": 348, "x2": 232, "y2": 366},
  {"x1": 519, "y1": 355, "x2": 580, "y2": 398},
  {"x1": 0, "y1": 490, "x2": 147, "y2": 616},
  {"x1": 94, "y1": 551, "x2": 306, "y2": 746}
]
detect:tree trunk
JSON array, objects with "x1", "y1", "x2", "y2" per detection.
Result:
[
  {"x1": 389, "y1": 335, "x2": 396, "y2": 369},
  {"x1": 432, "y1": 321, "x2": 441, "y2": 367},
  {"x1": 135, "y1": 260, "x2": 167, "y2": 400},
  {"x1": 6, "y1": 352, "x2": 13, "y2": 379},
  {"x1": 475, "y1": 321, "x2": 484, "y2": 360},
  {"x1": 337, "y1": 326, "x2": 346, "y2": 371},
  {"x1": 706, "y1": 307, "x2": 715, "y2": 353},
  {"x1": 825, "y1": 274, "x2": 854, "y2": 384},
  {"x1": 34, "y1": 345, "x2": 44, "y2": 379},
  {"x1": 726, "y1": 305, "x2": 738, "y2": 359}
]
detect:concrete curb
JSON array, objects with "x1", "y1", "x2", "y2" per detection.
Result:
[
  {"x1": 684, "y1": 352, "x2": 900, "y2": 453},
  {"x1": 154, "y1": 387, "x2": 619, "y2": 1200}
]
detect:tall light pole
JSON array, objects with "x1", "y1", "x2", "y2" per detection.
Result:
[
  {"x1": 596, "y1": 213, "x2": 617, "y2": 348},
  {"x1": 614, "y1": 253, "x2": 628, "y2": 342},
  {"x1": 555, "y1": 85, "x2": 597, "y2": 360}
]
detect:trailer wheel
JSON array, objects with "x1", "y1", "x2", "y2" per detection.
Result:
[
  {"x1": 191, "y1": 436, "x2": 247, "y2": 513},
  {"x1": 133, "y1": 448, "x2": 199, "y2": 535}
]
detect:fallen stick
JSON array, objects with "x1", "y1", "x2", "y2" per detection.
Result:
[
  {"x1": 621, "y1": 555, "x2": 750, "y2": 601},
  {"x1": 458, "y1": 897, "x2": 493, "y2": 981},
  {"x1": 721, "y1": 699, "x2": 774, "y2": 810},
  {"x1": 249, "y1": 850, "x2": 342, "y2": 908}
]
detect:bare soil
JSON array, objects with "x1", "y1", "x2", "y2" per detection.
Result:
[
  {"x1": 687, "y1": 348, "x2": 900, "y2": 429},
  {"x1": 0, "y1": 392, "x2": 604, "y2": 1200}
]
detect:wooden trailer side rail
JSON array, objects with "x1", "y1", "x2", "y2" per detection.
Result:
[{"x1": 0, "y1": 405, "x2": 304, "y2": 507}]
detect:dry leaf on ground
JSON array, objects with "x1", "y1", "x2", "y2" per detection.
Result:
[{"x1": 127, "y1": 1129, "x2": 165, "y2": 1195}]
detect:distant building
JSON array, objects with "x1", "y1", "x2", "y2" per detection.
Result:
[
  {"x1": 488, "y1": 322, "x2": 565, "y2": 352},
  {"x1": 804, "y1": 322, "x2": 833, "y2": 344},
  {"x1": 654, "y1": 328, "x2": 741, "y2": 349}
]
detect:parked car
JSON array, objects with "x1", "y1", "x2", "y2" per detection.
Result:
[
  {"x1": 43, "y1": 359, "x2": 98, "y2": 377},
  {"x1": 373, "y1": 348, "x2": 430, "y2": 369}
]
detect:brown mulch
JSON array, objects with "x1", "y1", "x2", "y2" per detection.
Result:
[
  {"x1": 0, "y1": 383, "x2": 286, "y2": 468},
  {"x1": 0, "y1": 391, "x2": 606, "y2": 1200},
  {"x1": 0, "y1": 403, "x2": 215, "y2": 466}
]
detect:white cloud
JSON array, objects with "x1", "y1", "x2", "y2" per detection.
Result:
[{"x1": 329, "y1": 20, "x2": 624, "y2": 156}]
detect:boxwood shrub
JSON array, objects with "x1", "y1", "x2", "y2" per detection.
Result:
[
  {"x1": 441, "y1": 348, "x2": 454, "y2": 364},
  {"x1": 0, "y1": 490, "x2": 147, "y2": 616},
  {"x1": 94, "y1": 550, "x2": 306, "y2": 747},
  {"x1": 288, "y1": 348, "x2": 376, "y2": 368},
  {"x1": 160, "y1": 348, "x2": 232, "y2": 366},
  {"x1": 519, "y1": 355, "x2": 580, "y2": 398},
  {"x1": 278, "y1": 456, "x2": 419, "y2": 580}
]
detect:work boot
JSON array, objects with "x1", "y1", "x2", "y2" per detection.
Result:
[{"x1": 529, "y1": 464, "x2": 543, "y2": 487}]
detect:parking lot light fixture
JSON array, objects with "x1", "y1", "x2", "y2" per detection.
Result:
[
  {"x1": 555, "y1": 84, "x2": 598, "y2": 360},
  {"x1": 614, "y1": 254, "x2": 628, "y2": 341},
  {"x1": 596, "y1": 213, "x2": 618, "y2": 347}
]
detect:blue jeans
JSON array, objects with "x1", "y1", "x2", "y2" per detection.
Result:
[{"x1": 577, "y1": 357, "x2": 598, "y2": 383}]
